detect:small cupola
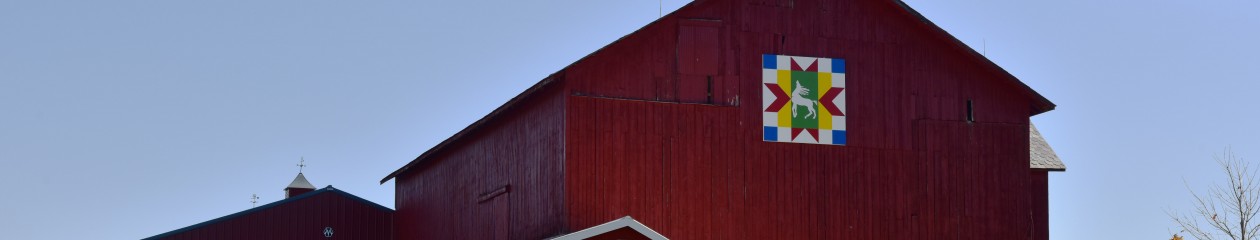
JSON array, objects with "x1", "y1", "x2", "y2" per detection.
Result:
[
  {"x1": 285, "y1": 158, "x2": 316, "y2": 198},
  {"x1": 285, "y1": 173, "x2": 316, "y2": 198}
]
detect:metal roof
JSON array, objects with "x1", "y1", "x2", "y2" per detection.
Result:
[
  {"x1": 285, "y1": 172, "x2": 316, "y2": 189},
  {"x1": 1029, "y1": 123, "x2": 1066, "y2": 171},
  {"x1": 141, "y1": 186, "x2": 393, "y2": 240}
]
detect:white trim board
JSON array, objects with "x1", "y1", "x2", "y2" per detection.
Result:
[{"x1": 548, "y1": 216, "x2": 667, "y2": 240}]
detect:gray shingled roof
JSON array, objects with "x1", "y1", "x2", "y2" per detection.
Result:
[
  {"x1": 286, "y1": 173, "x2": 316, "y2": 189},
  {"x1": 1030, "y1": 123, "x2": 1066, "y2": 171}
]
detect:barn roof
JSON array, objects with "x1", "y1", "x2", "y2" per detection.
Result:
[
  {"x1": 1030, "y1": 123, "x2": 1066, "y2": 171},
  {"x1": 285, "y1": 172, "x2": 316, "y2": 189},
  {"x1": 547, "y1": 216, "x2": 668, "y2": 240},
  {"x1": 141, "y1": 186, "x2": 393, "y2": 240},
  {"x1": 380, "y1": 0, "x2": 1058, "y2": 183}
]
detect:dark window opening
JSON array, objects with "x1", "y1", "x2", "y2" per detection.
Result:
[
  {"x1": 706, "y1": 76, "x2": 713, "y2": 104},
  {"x1": 779, "y1": 34, "x2": 786, "y2": 51},
  {"x1": 966, "y1": 100, "x2": 975, "y2": 122}
]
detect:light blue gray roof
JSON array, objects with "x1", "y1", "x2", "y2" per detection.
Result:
[
  {"x1": 1030, "y1": 124, "x2": 1066, "y2": 171},
  {"x1": 286, "y1": 173, "x2": 316, "y2": 189}
]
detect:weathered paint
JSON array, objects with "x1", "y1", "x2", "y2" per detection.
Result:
[{"x1": 389, "y1": 0, "x2": 1055, "y2": 239}]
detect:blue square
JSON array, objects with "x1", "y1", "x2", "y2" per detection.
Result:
[
  {"x1": 762, "y1": 54, "x2": 777, "y2": 69},
  {"x1": 763, "y1": 126, "x2": 778, "y2": 141},
  {"x1": 832, "y1": 59, "x2": 846, "y2": 73},
  {"x1": 832, "y1": 130, "x2": 847, "y2": 145}
]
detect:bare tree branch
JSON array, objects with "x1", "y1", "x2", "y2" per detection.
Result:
[{"x1": 1170, "y1": 147, "x2": 1260, "y2": 240}]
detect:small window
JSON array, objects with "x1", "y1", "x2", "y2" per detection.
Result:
[
  {"x1": 706, "y1": 76, "x2": 713, "y2": 104},
  {"x1": 966, "y1": 100, "x2": 975, "y2": 122}
]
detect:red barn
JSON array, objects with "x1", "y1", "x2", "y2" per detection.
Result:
[
  {"x1": 144, "y1": 173, "x2": 394, "y2": 240},
  {"x1": 381, "y1": 0, "x2": 1065, "y2": 239}
]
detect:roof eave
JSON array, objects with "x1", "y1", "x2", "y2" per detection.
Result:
[{"x1": 379, "y1": 74, "x2": 560, "y2": 184}]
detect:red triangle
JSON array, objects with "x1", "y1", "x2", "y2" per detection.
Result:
[
  {"x1": 790, "y1": 58, "x2": 817, "y2": 71},
  {"x1": 819, "y1": 87, "x2": 845, "y2": 116},
  {"x1": 791, "y1": 128, "x2": 819, "y2": 142},
  {"x1": 764, "y1": 83, "x2": 791, "y2": 112}
]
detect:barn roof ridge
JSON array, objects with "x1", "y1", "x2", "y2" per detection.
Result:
[
  {"x1": 380, "y1": 0, "x2": 1058, "y2": 183},
  {"x1": 141, "y1": 186, "x2": 393, "y2": 240}
]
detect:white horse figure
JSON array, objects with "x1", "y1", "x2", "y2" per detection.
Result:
[{"x1": 791, "y1": 81, "x2": 818, "y2": 119}]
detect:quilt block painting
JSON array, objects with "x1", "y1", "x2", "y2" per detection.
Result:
[{"x1": 761, "y1": 54, "x2": 846, "y2": 145}]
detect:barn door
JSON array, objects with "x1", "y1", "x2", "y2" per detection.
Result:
[
  {"x1": 677, "y1": 19, "x2": 729, "y2": 104},
  {"x1": 478, "y1": 185, "x2": 511, "y2": 240},
  {"x1": 493, "y1": 194, "x2": 509, "y2": 240}
]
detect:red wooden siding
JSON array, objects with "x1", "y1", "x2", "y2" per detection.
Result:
[
  {"x1": 566, "y1": 96, "x2": 744, "y2": 240},
  {"x1": 388, "y1": 0, "x2": 1053, "y2": 239},
  {"x1": 566, "y1": 100, "x2": 1034, "y2": 239},
  {"x1": 150, "y1": 190, "x2": 393, "y2": 240},
  {"x1": 393, "y1": 84, "x2": 566, "y2": 240},
  {"x1": 1031, "y1": 170, "x2": 1050, "y2": 240},
  {"x1": 678, "y1": 19, "x2": 728, "y2": 104},
  {"x1": 563, "y1": 0, "x2": 1043, "y2": 239}
]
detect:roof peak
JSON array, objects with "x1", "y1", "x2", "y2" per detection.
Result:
[{"x1": 286, "y1": 173, "x2": 316, "y2": 189}]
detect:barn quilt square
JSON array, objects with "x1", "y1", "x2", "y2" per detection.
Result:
[{"x1": 761, "y1": 54, "x2": 846, "y2": 145}]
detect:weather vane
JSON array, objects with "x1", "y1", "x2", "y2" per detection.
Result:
[
  {"x1": 250, "y1": 194, "x2": 259, "y2": 207},
  {"x1": 297, "y1": 157, "x2": 306, "y2": 173}
]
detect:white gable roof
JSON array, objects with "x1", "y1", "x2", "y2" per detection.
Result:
[{"x1": 548, "y1": 216, "x2": 667, "y2": 240}]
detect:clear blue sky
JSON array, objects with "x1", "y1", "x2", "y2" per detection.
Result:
[{"x1": 1, "y1": 1, "x2": 1256, "y2": 239}]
